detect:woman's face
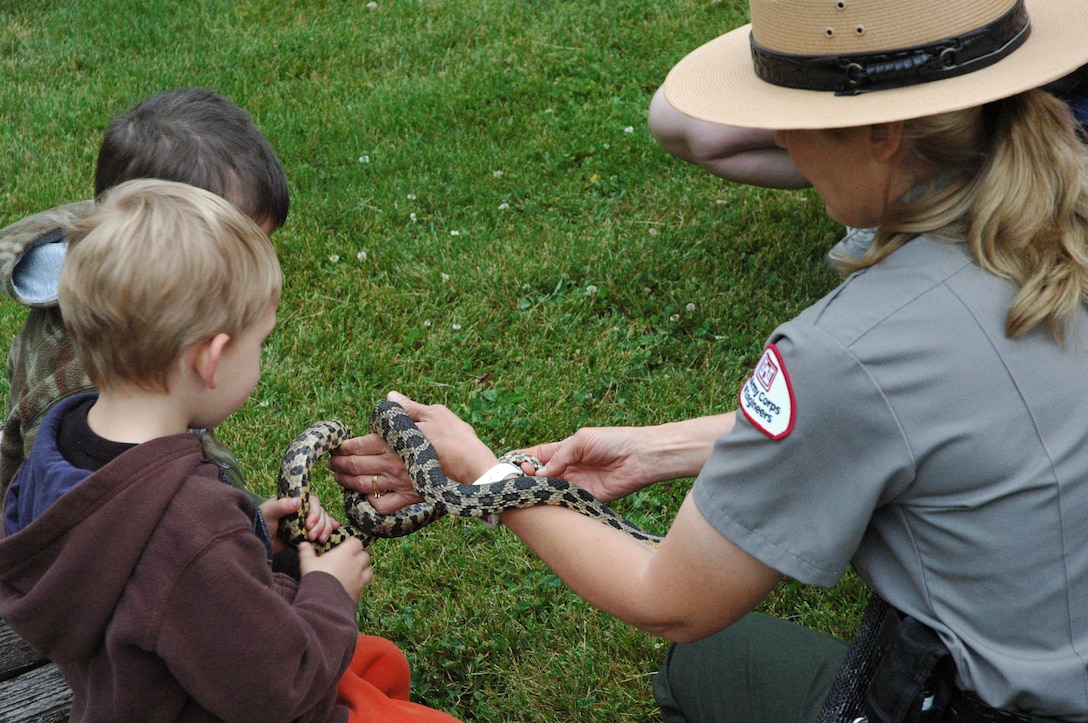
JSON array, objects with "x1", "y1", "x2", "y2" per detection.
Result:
[{"x1": 774, "y1": 126, "x2": 899, "y2": 229}]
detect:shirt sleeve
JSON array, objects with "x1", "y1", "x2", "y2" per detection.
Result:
[{"x1": 693, "y1": 318, "x2": 916, "y2": 587}]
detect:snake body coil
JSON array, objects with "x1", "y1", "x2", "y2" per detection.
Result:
[{"x1": 277, "y1": 401, "x2": 663, "y2": 553}]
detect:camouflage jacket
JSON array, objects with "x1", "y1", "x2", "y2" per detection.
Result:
[{"x1": 0, "y1": 202, "x2": 246, "y2": 496}]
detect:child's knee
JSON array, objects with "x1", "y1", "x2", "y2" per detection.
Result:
[{"x1": 349, "y1": 634, "x2": 412, "y2": 698}]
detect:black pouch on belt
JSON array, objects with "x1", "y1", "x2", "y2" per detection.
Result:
[{"x1": 862, "y1": 615, "x2": 956, "y2": 723}]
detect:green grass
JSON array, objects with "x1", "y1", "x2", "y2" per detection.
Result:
[{"x1": 0, "y1": 0, "x2": 867, "y2": 719}]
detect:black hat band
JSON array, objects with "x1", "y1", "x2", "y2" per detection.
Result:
[{"x1": 750, "y1": 0, "x2": 1030, "y2": 96}]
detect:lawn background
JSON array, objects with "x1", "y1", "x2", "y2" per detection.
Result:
[{"x1": 0, "y1": 1, "x2": 868, "y2": 720}]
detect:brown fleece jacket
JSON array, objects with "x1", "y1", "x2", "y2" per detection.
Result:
[{"x1": 0, "y1": 431, "x2": 357, "y2": 722}]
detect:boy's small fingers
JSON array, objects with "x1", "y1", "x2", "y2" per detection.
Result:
[{"x1": 271, "y1": 496, "x2": 301, "y2": 515}]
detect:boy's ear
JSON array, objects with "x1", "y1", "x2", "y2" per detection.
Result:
[{"x1": 190, "y1": 333, "x2": 232, "y2": 389}]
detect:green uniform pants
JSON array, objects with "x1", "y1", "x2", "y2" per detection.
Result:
[{"x1": 653, "y1": 612, "x2": 849, "y2": 723}]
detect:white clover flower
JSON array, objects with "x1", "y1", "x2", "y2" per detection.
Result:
[
  {"x1": 329, "y1": 254, "x2": 340, "y2": 263},
  {"x1": 585, "y1": 284, "x2": 598, "y2": 296},
  {"x1": 492, "y1": 170, "x2": 504, "y2": 178},
  {"x1": 441, "y1": 273, "x2": 451, "y2": 283},
  {"x1": 669, "y1": 313, "x2": 680, "y2": 322},
  {"x1": 498, "y1": 202, "x2": 510, "y2": 210},
  {"x1": 623, "y1": 126, "x2": 634, "y2": 134},
  {"x1": 409, "y1": 212, "x2": 417, "y2": 222},
  {"x1": 648, "y1": 227, "x2": 659, "y2": 236},
  {"x1": 450, "y1": 230, "x2": 460, "y2": 236},
  {"x1": 366, "y1": 1, "x2": 378, "y2": 8},
  {"x1": 356, "y1": 250, "x2": 368, "y2": 261},
  {"x1": 686, "y1": 302, "x2": 696, "y2": 312},
  {"x1": 407, "y1": 193, "x2": 417, "y2": 200},
  {"x1": 715, "y1": 199, "x2": 728, "y2": 205},
  {"x1": 452, "y1": 323, "x2": 462, "y2": 331},
  {"x1": 423, "y1": 320, "x2": 432, "y2": 328},
  {"x1": 358, "y1": 155, "x2": 370, "y2": 163}
]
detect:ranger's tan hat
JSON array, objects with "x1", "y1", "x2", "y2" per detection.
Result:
[{"x1": 663, "y1": 0, "x2": 1088, "y2": 129}]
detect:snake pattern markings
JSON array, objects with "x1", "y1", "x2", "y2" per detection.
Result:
[{"x1": 277, "y1": 401, "x2": 663, "y2": 553}]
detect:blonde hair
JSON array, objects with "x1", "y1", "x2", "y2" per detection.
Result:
[
  {"x1": 839, "y1": 89, "x2": 1088, "y2": 343},
  {"x1": 60, "y1": 179, "x2": 282, "y2": 392}
]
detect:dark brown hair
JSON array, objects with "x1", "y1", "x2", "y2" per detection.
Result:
[{"x1": 94, "y1": 88, "x2": 289, "y2": 230}]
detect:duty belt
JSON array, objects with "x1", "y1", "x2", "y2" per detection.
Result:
[
  {"x1": 818, "y1": 593, "x2": 1071, "y2": 723},
  {"x1": 946, "y1": 689, "x2": 1066, "y2": 722}
]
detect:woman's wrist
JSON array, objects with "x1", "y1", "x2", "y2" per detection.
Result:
[
  {"x1": 472, "y1": 461, "x2": 521, "y2": 485},
  {"x1": 458, "y1": 448, "x2": 502, "y2": 484},
  {"x1": 471, "y1": 462, "x2": 520, "y2": 528}
]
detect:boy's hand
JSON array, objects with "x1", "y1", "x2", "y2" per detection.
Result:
[
  {"x1": 297, "y1": 538, "x2": 372, "y2": 602},
  {"x1": 259, "y1": 495, "x2": 341, "y2": 554},
  {"x1": 303, "y1": 494, "x2": 341, "y2": 544},
  {"x1": 259, "y1": 496, "x2": 301, "y2": 554}
]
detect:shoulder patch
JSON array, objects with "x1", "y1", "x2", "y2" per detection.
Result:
[{"x1": 738, "y1": 343, "x2": 796, "y2": 440}]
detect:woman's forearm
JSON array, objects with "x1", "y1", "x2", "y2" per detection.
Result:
[
  {"x1": 641, "y1": 411, "x2": 735, "y2": 483},
  {"x1": 499, "y1": 491, "x2": 779, "y2": 642}
]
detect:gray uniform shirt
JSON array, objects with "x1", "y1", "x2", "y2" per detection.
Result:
[{"x1": 694, "y1": 236, "x2": 1088, "y2": 719}]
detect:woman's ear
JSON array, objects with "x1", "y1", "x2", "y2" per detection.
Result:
[
  {"x1": 869, "y1": 121, "x2": 905, "y2": 162},
  {"x1": 189, "y1": 333, "x2": 232, "y2": 389}
]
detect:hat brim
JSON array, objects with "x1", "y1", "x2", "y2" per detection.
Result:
[{"x1": 663, "y1": 0, "x2": 1088, "y2": 129}]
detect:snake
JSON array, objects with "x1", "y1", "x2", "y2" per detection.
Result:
[{"x1": 277, "y1": 400, "x2": 663, "y2": 553}]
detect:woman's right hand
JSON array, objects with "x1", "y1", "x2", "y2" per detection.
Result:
[
  {"x1": 521, "y1": 427, "x2": 656, "y2": 503},
  {"x1": 521, "y1": 412, "x2": 736, "y2": 502}
]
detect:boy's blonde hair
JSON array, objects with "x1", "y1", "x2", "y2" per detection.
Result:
[{"x1": 59, "y1": 179, "x2": 282, "y2": 392}]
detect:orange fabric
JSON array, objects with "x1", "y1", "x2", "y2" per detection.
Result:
[{"x1": 336, "y1": 635, "x2": 461, "y2": 722}]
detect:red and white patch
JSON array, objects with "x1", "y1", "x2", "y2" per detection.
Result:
[{"x1": 738, "y1": 344, "x2": 796, "y2": 440}]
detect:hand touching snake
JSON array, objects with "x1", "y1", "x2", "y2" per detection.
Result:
[{"x1": 277, "y1": 401, "x2": 663, "y2": 553}]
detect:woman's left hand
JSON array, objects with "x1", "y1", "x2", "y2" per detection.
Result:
[
  {"x1": 328, "y1": 390, "x2": 500, "y2": 512},
  {"x1": 384, "y1": 390, "x2": 501, "y2": 482},
  {"x1": 328, "y1": 431, "x2": 424, "y2": 513}
]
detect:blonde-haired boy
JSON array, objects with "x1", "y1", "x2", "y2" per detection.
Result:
[
  {"x1": 0, "y1": 180, "x2": 459, "y2": 722},
  {"x1": 60, "y1": 178, "x2": 283, "y2": 397}
]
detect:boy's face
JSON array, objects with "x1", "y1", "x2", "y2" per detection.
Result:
[{"x1": 199, "y1": 302, "x2": 277, "y2": 429}]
